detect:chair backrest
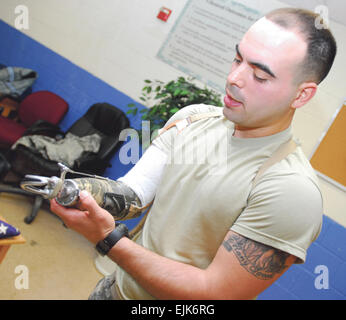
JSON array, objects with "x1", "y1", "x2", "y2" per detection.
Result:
[
  {"x1": 67, "y1": 103, "x2": 130, "y2": 173},
  {"x1": 68, "y1": 103, "x2": 129, "y2": 134},
  {"x1": 19, "y1": 91, "x2": 68, "y2": 127}
]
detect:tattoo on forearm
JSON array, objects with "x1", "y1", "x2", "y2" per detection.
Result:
[{"x1": 222, "y1": 233, "x2": 290, "y2": 280}]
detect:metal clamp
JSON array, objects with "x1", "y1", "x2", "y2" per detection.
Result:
[{"x1": 20, "y1": 175, "x2": 62, "y2": 199}]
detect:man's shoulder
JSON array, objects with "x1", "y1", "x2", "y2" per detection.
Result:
[
  {"x1": 165, "y1": 104, "x2": 222, "y2": 125},
  {"x1": 253, "y1": 146, "x2": 323, "y2": 206},
  {"x1": 267, "y1": 145, "x2": 320, "y2": 190},
  {"x1": 243, "y1": 151, "x2": 324, "y2": 260}
]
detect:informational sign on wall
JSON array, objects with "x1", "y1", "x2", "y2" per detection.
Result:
[{"x1": 157, "y1": 0, "x2": 285, "y2": 92}]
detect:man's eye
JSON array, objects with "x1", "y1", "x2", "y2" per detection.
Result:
[
  {"x1": 254, "y1": 74, "x2": 268, "y2": 83},
  {"x1": 233, "y1": 58, "x2": 241, "y2": 64}
]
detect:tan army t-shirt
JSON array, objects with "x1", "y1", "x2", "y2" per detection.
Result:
[{"x1": 116, "y1": 104, "x2": 323, "y2": 299}]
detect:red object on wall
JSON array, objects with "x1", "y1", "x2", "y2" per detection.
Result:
[{"x1": 157, "y1": 7, "x2": 172, "y2": 22}]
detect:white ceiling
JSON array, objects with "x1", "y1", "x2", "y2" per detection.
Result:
[{"x1": 280, "y1": 0, "x2": 346, "y2": 27}]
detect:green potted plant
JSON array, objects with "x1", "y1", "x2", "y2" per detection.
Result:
[{"x1": 127, "y1": 77, "x2": 223, "y2": 140}]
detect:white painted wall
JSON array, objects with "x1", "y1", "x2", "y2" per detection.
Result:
[{"x1": 0, "y1": 0, "x2": 345, "y2": 225}]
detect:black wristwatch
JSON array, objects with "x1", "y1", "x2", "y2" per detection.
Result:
[{"x1": 95, "y1": 223, "x2": 129, "y2": 256}]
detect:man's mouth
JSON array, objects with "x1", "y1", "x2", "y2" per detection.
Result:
[{"x1": 224, "y1": 93, "x2": 243, "y2": 108}]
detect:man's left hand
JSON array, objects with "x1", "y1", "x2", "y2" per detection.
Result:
[{"x1": 50, "y1": 190, "x2": 115, "y2": 244}]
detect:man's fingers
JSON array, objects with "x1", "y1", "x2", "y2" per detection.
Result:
[
  {"x1": 77, "y1": 190, "x2": 100, "y2": 214},
  {"x1": 50, "y1": 191, "x2": 107, "y2": 229},
  {"x1": 50, "y1": 198, "x2": 81, "y2": 220},
  {"x1": 50, "y1": 191, "x2": 115, "y2": 244}
]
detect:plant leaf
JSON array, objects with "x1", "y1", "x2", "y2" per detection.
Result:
[
  {"x1": 173, "y1": 89, "x2": 181, "y2": 97},
  {"x1": 170, "y1": 107, "x2": 179, "y2": 114}
]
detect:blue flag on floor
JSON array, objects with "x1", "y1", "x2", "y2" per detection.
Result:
[{"x1": 0, "y1": 219, "x2": 20, "y2": 239}]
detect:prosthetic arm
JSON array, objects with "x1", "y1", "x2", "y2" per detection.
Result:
[
  {"x1": 20, "y1": 111, "x2": 220, "y2": 220},
  {"x1": 20, "y1": 145, "x2": 167, "y2": 221}
]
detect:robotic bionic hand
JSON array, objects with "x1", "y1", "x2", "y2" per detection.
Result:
[{"x1": 20, "y1": 145, "x2": 167, "y2": 221}]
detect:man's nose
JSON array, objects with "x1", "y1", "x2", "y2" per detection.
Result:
[{"x1": 227, "y1": 65, "x2": 246, "y2": 88}]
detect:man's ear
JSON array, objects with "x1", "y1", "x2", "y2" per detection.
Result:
[{"x1": 291, "y1": 82, "x2": 318, "y2": 109}]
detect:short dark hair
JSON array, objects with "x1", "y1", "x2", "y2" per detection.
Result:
[{"x1": 266, "y1": 8, "x2": 337, "y2": 84}]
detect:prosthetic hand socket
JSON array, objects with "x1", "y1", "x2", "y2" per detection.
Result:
[
  {"x1": 58, "y1": 178, "x2": 143, "y2": 220},
  {"x1": 20, "y1": 163, "x2": 144, "y2": 221}
]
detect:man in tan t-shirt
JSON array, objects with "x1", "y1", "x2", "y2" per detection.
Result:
[{"x1": 51, "y1": 8, "x2": 337, "y2": 299}]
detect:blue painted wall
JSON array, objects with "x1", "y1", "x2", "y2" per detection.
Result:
[
  {"x1": 1, "y1": 19, "x2": 345, "y2": 300},
  {"x1": 259, "y1": 215, "x2": 346, "y2": 300},
  {"x1": 0, "y1": 19, "x2": 146, "y2": 229},
  {"x1": 0, "y1": 19, "x2": 146, "y2": 180}
]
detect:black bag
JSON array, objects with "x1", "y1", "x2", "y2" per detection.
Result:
[
  {"x1": 10, "y1": 103, "x2": 130, "y2": 177},
  {"x1": 0, "y1": 152, "x2": 11, "y2": 181},
  {"x1": 11, "y1": 145, "x2": 61, "y2": 177}
]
